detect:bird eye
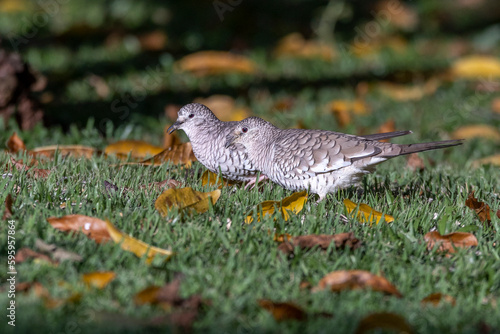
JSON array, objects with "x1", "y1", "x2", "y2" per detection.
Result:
[
  {"x1": 242, "y1": 127, "x2": 248, "y2": 133},
  {"x1": 188, "y1": 114, "x2": 195, "y2": 118}
]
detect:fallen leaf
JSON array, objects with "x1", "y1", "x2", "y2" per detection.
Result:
[
  {"x1": 406, "y1": 153, "x2": 425, "y2": 171},
  {"x1": 82, "y1": 271, "x2": 116, "y2": 289},
  {"x1": 104, "y1": 179, "x2": 181, "y2": 197},
  {"x1": 138, "y1": 30, "x2": 168, "y2": 51},
  {"x1": 30, "y1": 145, "x2": 96, "y2": 159},
  {"x1": 378, "y1": 78, "x2": 440, "y2": 101},
  {"x1": 175, "y1": 51, "x2": 256, "y2": 76},
  {"x1": 47, "y1": 215, "x2": 111, "y2": 243},
  {"x1": 15, "y1": 248, "x2": 56, "y2": 265},
  {"x1": 155, "y1": 187, "x2": 221, "y2": 216},
  {"x1": 312, "y1": 270, "x2": 402, "y2": 297},
  {"x1": 135, "y1": 275, "x2": 184, "y2": 307},
  {"x1": 350, "y1": 36, "x2": 407, "y2": 57},
  {"x1": 355, "y1": 312, "x2": 413, "y2": 334},
  {"x1": 421, "y1": 292, "x2": 456, "y2": 306},
  {"x1": 343, "y1": 199, "x2": 394, "y2": 224},
  {"x1": 451, "y1": 125, "x2": 500, "y2": 141},
  {"x1": 132, "y1": 143, "x2": 197, "y2": 166},
  {"x1": 273, "y1": 233, "x2": 292, "y2": 243},
  {"x1": 278, "y1": 232, "x2": 362, "y2": 256},
  {"x1": 451, "y1": 55, "x2": 500, "y2": 79},
  {"x1": 134, "y1": 286, "x2": 163, "y2": 306},
  {"x1": 376, "y1": 119, "x2": 396, "y2": 142},
  {"x1": 163, "y1": 128, "x2": 182, "y2": 149},
  {"x1": 245, "y1": 191, "x2": 308, "y2": 224},
  {"x1": 473, "y1": 154, "x2": 500, "y2": 167},
  {"x1": 492, "y1": 97, "x2": 500, "y2": 115},
  {"x1": 3, "y1": 194, "x2": 13, "y2": 220},
  {"x1": 424, "y1": 231, "x2": 478, "y2": 254},
  {"x1": 105, "y1": 140, "x2": 164, "y2": 160},
  {"x1": 465, "y1": 191, "x2": 491, "y2": 223},
  {"x1": 194, "y1": 95, "x2": 250, "y2": 122},
  {"x1": 273, "y1": 32, "x2": 335, "y2": 61},
  {"x1": 10, "y1": 157, "x2": 51, "y2": 178},
  {"x1": 497, "y1": 210, "x2": 500, "y2": 220},
  {"x1": 200, "y1": 170, "x2": 236, "y2": 188},
  {"x1": 35, "y1": 239, "x2": 82, "y2": 263},
  {"x1": 328, "y1": 100, "x2": 370, "y2": 127},
  {"x1": 105, "y1": 220, "x2": 174, "y2": 264},
  {"x1": 375, "y1": 0, "x2": 418, "y2": 31},
  {"x1": 258, "y1": 299, "x2": 307, "y2": 322},
  {"x1": 6, "y1": 132, "x2": 26, "y2": 153}
]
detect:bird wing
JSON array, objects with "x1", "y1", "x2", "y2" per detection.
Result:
[{"x1": 273, "y1": 130, "x2": 383, "y2": 180}]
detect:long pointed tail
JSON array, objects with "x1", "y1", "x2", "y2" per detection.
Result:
[{"x1": 382, "y1": 139, "x2": 464, "y2": 157}]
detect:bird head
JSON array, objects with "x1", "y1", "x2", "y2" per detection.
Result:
[
  {"x1": 167, "y1": 103, "x2": 216, "y2": 135},
  {"x1": 225, "y1": 117, "x2": 273, "y2": 149}
]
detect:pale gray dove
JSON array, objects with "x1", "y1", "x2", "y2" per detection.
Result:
[
  {"x1": 167, "y1": 103, "x2": 267, "y2": 188},
  {"x1": 225, "y1": 117, "x2": 463, "y2": 200}
]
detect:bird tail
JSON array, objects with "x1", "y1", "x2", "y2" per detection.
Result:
[
  {"x1": 387, "y1": 139, "x2": 464, "y2": 157},
  {"x1": 362, "y1": 130, "x2": 412, "y2": 141}
]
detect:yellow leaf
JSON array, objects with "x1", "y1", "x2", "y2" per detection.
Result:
[
  {"x1": 245, "y1": 191, "x2": 308, "y2": 224},
  {"x1": 451, "y1": 55, "x2": 500, "y2": 79},
  {"x1": 473, "y1": 154, "x2": 500, "y2": 167},
  {"x1": 104, "y1": 220, "x2": 173, "y2": 264},
  {"x1": 451, "y1": 125, "x2": 500, "y2": 141},
  {"x1": 194, "y1": 95, "x2": 251, "y2": 122},
  {"x1": 328, "y1": 99, "x2": 370, "y2": 128},
  {"x1": 175, "y1": 51, "x2": 256, "y2": 76},
  {"x1": 105, "y1": 140, "x2": 164, "y2": 159},
  {"x1": 200, "y1": 170, "x2": 236, "y2": 188},
  {"x1": 377, "y1": 78, "x2": 440, "y2": 101},
  {"x1": 343, "y1": 199, "x2": 394, "y2": 224},
  {"x1": 155, "y1": 187, "x2": 221, "y2": 216},
  {"x1": 82, "y1": 271, "x2": 116, "y2": 289},
  {"x1": 273, "y1": 32, "x2": 336, "y2": 61}
]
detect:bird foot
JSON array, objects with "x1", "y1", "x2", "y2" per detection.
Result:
[{"x1": 244, "y1": 175, "x2": 268, "y2": 190}]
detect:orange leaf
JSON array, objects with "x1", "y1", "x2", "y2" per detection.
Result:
[
  {"x1": 424, "y1": 231, "x2": 478, "y2": 254},
  {"x1": 258, "y1": 299, "x2": 307, "y2": 322},
  {"x1": 7, "y1": 132, "x2": 26, "y2": 153},
  {"x1": 82, "y1": 271, "x2": 116, "y2": 289},
  {"x1": 376, "y1": 119, "x2": 396, "y2": 142},
  {"x1": 10, "y1": 157, "x2": 50, "y2": 178},
  {"x1": 134, "y1": 286, "x2": 162, "y2": 305},
  {"x1": 105, "y1": 140, "x2": 164, "y2": 159},
  {"x1": 136, "y1": 143, "x2": 197, "y2": 166},
  {"x1": 377, "y1": 78, "x2": 440, "y2": 101},
  {"x1": 278, "y1": 232, "x2": 361, "y2": 256},
  {"x1": 194, "y1": 95, "x2": 250, "y2": 122},
  {"x1": 465, "y1": 191, "x2": 491, "y2": 223},
  {"x1": 421, "y1": 292, "x2": 456, "y2": 306},
  {"x1": 176, "y1": 51, "x2": 256, "y2": 76},
  {"x1": 312, "y1": 270, "x2": 402, "y2": 297},
  {"x1": 47, "y1": 215, "x2": 111, "y2": 244},
  {"x1": 163, "y1": 128, "x2": 182, "y2": 149},
  {"x1": 473, "y1": 154, "x2": 500, "y2": 167},
  {"x1": 30, "y1": 145, "x2": 96, "y2": 159},
  {"x1": 3, "y1": 194, "x2": 13, "y2": 220},
  {"x1": 451, "y1": 125, "x2": 500, "y2": 141},
  {"x1": 273, "y1": 32, "x2": 335, "y2": 61},
  {"x1": 355, "y1": 312, "x2": 414, "y2": 334}
]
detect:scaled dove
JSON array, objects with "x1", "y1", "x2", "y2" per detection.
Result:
[
  {"x1": 225, "y1": 117, "x2": 463, "y2": 200},
  {"x1": 167, "y1": 103, "x2": 266, "y2": 187}
]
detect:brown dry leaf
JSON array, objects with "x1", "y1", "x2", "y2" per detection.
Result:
[
  {"x1": 406, "y1": 153, "x2": 425, "y2": 171},
  {"x1": 350, "y1": 36, "x2": 407, "y2": 57},
  {"x1": 134, "y1": 286, "x2": 163, "y2": 306},
  {"x1": 155, "y1": 187, "x2": 221, "y2": 216},
  {"x1": 274, "y1": 32, "x2": 335, "y2": 61},
  {"x1": 378, "y1": 78, "x2": 440, "y2": 101},
  {"x1": 258, "y1": 299, "x2": 307, "y2": 322},
  {"x1": 3, "y1": 194, "x2": 13, "y2": 220},
  {"x1": 451, "y1": 55, "x2": 500, "y2": 79},
  {"x1": 473, "y1": 154, "x2": 500, "y2": 167},
  {"x1": 245, "y1": 191, "x2": 308, "y2": 224},
  {"x1": 497, "y1": 210, "x2": 500, "y2": 220},
  {"x1": 451, "y1": 125, "x2": 500, "y2": 141},
  {"x1": 105, "y1": 220, "x2": 174, "y2": 264},
  {"x1": 376, "y1": 119, "x2": 396, "y2": 142},
  {"x1": 0, "y1": 0, "x2": 33, "y2": 12},
  {"x1": 272, "y1": 97, "x2": 295, "y2": 112},
  {"x1": 375, "y1": 0, "x2": 418, "y2": 31},
  {"x1": 30, "y1": 145, "x2": 96, "y2": 159},
  {"x1": 424, "y1": 231, "x2": 478, "y2": 254},
  {"x1": 105, "y1": 140, "x2": 164, "y2": 160},
  {"x1": 194, "y1": 95, "x2": 251, "y2": 122},
  {"x1": 10, "y1": 157, "x2": 51, "y2": 178},
  {"x1": 273, "y1": 233, "x2": 292, "y2": 243},
  {"x1": 492, "y1": 97, "x2": 500, "y2": 114},
  {"x1": 104, "y1": 179, "x2": 181, "y2": 197},
  {"x1": 35, "y1": 239, "x2": 83, "y2": 263},
  {"x1": 200, "y1": 170, "x2": 236, "y2": 188},
  {"x1": 138, "y1": 30, "x2": 168, "y2": 51},
  {"x1": 343, "y1": 199, "x2": 394, "y2": 224},
  {"x1": 465, "y1": 191, "x2": 492, "y2": 223},
  {"x1": 163, "y1": 128, "x2": 182, "y2": 149},
  {"x1": 175, "y1": 51, "x2": 256, "y2": 76},
  {"x1": 15, "y1": 248, "x2": 56, "y2": 265},
  {"x1": 82, "y1": 271, "x2": 116, "y2": 289},
  {"x1": 7, "y1": 132, "x2": 26, "y2": 153},
  {"x1": 278, "y1": 232, "x2": 362, "y2": 256},
  {"x1": 421, "y1": 292, "x2": 456, "y2": 306},
  {"x1": 328, "y1": 100, "x2": 370, "y2": 127},
  {"x1": 355, "y1": 312, "x2": 414, "y2": 334},
  {"x1": 136, "y1": 143, "x2": 197, "y2": 166},
  {"x1": 47, "y1": 215, "x2": 111, "y2": 244},
  {"x1": 312, "y1": 270, "x2": 402, "y2": 297}
]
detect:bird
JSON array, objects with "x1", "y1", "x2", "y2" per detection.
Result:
[
  {"x1": 225, "y1": 117, "x2": 463, "y2": 201},
  {"x1": 167, "y1": 103, "x2": 267, "y2": 188}
]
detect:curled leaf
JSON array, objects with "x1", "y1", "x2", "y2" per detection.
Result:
[
  {"x1": 155, "y1": 187, "x2": 221, "y2": 216},
  {"x1": 312, "y1": 270, "x2": 402, "y2": 297},
  {"x1": 424, "y1": 231, "x2": 478, "y2": 254},
  {"x1": 343, "y1": 199, "x2": 394, "y2": 224},
  {"x1": 136, "y1": 143, "x2": 196, "y2": 166},
  {"x1": 258, "y1": 299, "x2": 307, "y2": 322},
  {"x1": 278, "y1": 232, "x2": 362, "y2": 256},
  {"x1": 82, "y1": 271, "x2": 116, "y2": 289},
  {"x1": 245, "y1": 191, "x2": 308, "y2": 224},
  {"x1": 105, "y1": 220, "x2": 174, "y2": 264},
  {"x1": 47, "y1": 215, "x2": 111, "y2": 243},
  {"x1": 10, "y1": 157, "x2": 51, "y2": 178},
  {"x1": 465, "y1": 191, "x2": 491, "y2": 224},
  {"x1": 3, "y1": 194, "x2": 13, "y2": 220},
  {"x1": 355, "y1": 312, "x2": 413, "y2": 334},
  {"x1": 7, "y1": 132, "x2": 26, "y2": 153}
]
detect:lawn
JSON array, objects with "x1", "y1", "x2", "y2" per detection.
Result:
[{"x1": 1, "y1": 1, "x2": 500, "y2": 333}]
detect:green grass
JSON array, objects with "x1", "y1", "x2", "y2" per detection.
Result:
[{"x1": 1, "y1": 80, "x2": 499, "y2": 333}]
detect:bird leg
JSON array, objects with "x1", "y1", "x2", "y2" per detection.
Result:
[{"x1": 244, "y1": 174, "x2": 268, "y2": 190}]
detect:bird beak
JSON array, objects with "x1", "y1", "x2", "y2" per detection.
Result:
[
  {"x1": 225, "y1": 132, "x2": 239, "y2": 149},
  {"x1": 167, "y1": 121, "x2": 182, "y2": 134}
]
